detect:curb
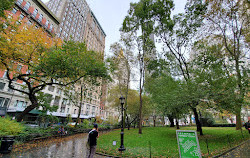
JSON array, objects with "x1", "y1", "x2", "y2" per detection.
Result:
[{"x1": 213, "y1": 139, "x2": 250, "y2": 158}]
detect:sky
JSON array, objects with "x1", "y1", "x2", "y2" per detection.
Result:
[
  {"x1": 42, "y1": 0, "x2": 186, "y2": 56},
  {"x1": 42, "y1": 0, "x2": 186, "y2": 89}
]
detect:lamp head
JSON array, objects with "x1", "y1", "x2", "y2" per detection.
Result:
[{"x1": 119, "y1": 95, "x2": 125, "y2": 104}]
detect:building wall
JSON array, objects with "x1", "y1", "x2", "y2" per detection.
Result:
[
  {"x1": 46, "y1": 0, "x2": 114, "y2": 120},
  {"x1": 0, "y1": 0, "x2": 118, "y2": 121},
  {"x1": 14, "y1": 0, "x2": 60, "y2": 34}
]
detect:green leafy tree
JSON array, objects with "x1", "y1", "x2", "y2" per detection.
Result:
[
  {"x1": 122, "y1": 0, "x2": 156, "y2": 134},
  {"x1": 192, "y1": 37, "x2": 249, "y2": 128},
  {"x1": 36, "y1": 92, "x2": 59, "y2": 127},
  {"x1": 108, "y1": 86, "x2": 152, "y2": 129},
  {"x1": 147, "y1": 0, "x2": 208, "y2": 135},
  {"x1": 64, "y1": 78, "x2": 101, "y2": 128},
  {"x1": 0, "y1": 0, "x2": 14, "y2": 18},
  {"x1": 204, "y1": 0, "x2": 249, "y2": 130},
  {"x1": 146, "y1": 75, "x2": 190, "y2": 129},
  {"x1": 107, "y1": 32, "x2": 136, "y2": 130},
  {"x1": 0, "y1": 24, "x2": 109, "y2": 122}
]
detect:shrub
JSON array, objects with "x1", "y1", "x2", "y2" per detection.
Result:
[{"x1": 0, "y1": 117, "x2": 24, "y2": 136}]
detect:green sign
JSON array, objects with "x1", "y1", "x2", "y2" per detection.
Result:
[{"x1": 176, "y1": 130, "x2": 201, "y2": 158}]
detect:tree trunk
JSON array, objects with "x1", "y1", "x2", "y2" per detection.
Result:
[
  {"x1": 138, "y1": 78, "x2": 143, "y2": 134},
  {"x1": 162, "y1": 116, "x2": 165, "y2": 126},
  {"x1": 236, "y1": 107, "x2": 242, "y2": 130},
  {"x1": 235, "y1": 59, "x2": 243, "y2": 130},
  {"x1": 126, "y1": 115, "x2": 130, "y2": 130},
  {"x1": 75, "y1": 84, "x2": 83, "y2": 128},
  {"x1": 192, "y1": 107, "x2": 203, "y2": 135},
  {"x1": 153, "y1": 115, "x2": 156, "y2": 127},
  {"x1": 168, "y1": 115, "x2": 175, "y2": 127},
  {"x1": 176, "y1": 119, "x2": 180, "y2": 129},
  {"x1": 17, "y1": 95, "x2": 38, "y2": 122},
  {"x1": 189, "y1": 113, "x2": 193, "y2": 126}
]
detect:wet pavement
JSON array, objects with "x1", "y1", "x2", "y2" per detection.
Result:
[
  {"x1": 0, "y1": 133, "x2": 110, "y2": 158},
  {"x1": 218, "y1": 139, "x2": 250, "y2": 158}
]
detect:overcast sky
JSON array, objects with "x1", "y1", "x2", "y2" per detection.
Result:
[
  {"x1": 42, "y1": 0, "x2": 186, "y2": 56},
  {"x1": 42, "y1": 0, "x2": 186, "y2": 89}
]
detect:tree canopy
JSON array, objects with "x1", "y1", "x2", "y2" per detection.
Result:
[{"x1": 0, "y1": 21, "x2": 109, "y2": 121}]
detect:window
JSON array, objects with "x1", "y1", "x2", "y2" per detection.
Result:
[
  {"x1": 53, "y1": 96, "x2": 60, "y2": 105},
  {"x1": 33, "y1": 9, "x2": 38, "y2": 18},
  {"x1": 27, "y1": 20, "x2": 32, "y2": 25},
  {"x1": 2, "y1": 71, "x2": 8, "y2": 79},
  {"x1": 20, "y1": 14, "x2": 25, "y2": 20},
  {"x1": 49, "y1": 24, "x2": 53, "y2": 31},
  {"x1": 67, "y1": 108, "x2": 69, "y2": 113},
  {"x1": 24, "y1": 2, "x2": 30, "y2": 11},
  {"x1": 61, "y1": 98, "x2": 67, "y2": 106},
  {"x1": 17, "y1": 0, "x2": 23, "y2": 5},
  {"x1": 12, "y1": 8, "x2": 18, "y2": 14},
  {"x1": 8, "y1": 87, "x2": 14, "y2": 92},
  {"x1": 56, "y1": 88, "x2": 61, "y2": 94},
  {"x1": 85, "y1": 111, "x2": 89, "y2": 115},
  {"x1": 60, "y1": 107, "x2": 65, "y2": 113},
  {"x1": 74, "y1": 109, "x2": 76, "y2": 114},
  {"x1": 0, "y1": 82, "x2": 6, "y2": 90},
  {"x1": 48, "y1": 85, "x2": 55, "y2": 92},
  {"x1": 38, "y1": 14, "x2": 43, "y2": 22},
  {"x1": 0, "y1": 98, "x2": 9, "y2": 109},
  {"x1": 45, "y1": 20, "x2": 49, "y2": 28},
  {"x1": 14, "y1": 100, "x2": 24, "y2": 108}
]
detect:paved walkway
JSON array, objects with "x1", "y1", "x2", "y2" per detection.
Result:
[
  {"x1": 217, "y1": 139, "x2": 250, "y2": 158},
  {"x1": 0, "y1": 133, "x2": 109, "y2": 158}
]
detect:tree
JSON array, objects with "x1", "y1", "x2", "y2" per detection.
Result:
[
  {"x1": 0, "y1": 0, "x2": 15, "y2": 18},
  {"x1": 204, "y1": 0, "x2": 249, "y2": 130},
  {"x1": 64, "y1": 77, "x2": 101, "y2": 128},
  {"x1": 147, "y1": 0, "x2": 208, "y2": 135},
  {"x1": 36, "y1": 92, "x2": 59, "y2": 127},
  {"x1": 122, "y1": 0, "x2": 155, "y2": 134},
  {"x1": 145, "y1": 74, "x2": 191, "y2": 129},
  {"x1": 107, "y1": 32, "x2": 136, "y2": 130},
  {"x1": 107, "y1": 86, "x2": 152, "y2": 129},
  {"x1": 0, "y1": 23, "x2": 109, "y2": 122},
  {"x1": 192, "y1": 37, "x2": 249, "y2": 127}
]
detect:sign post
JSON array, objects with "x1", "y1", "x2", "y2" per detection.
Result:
[{"x1": 176, "y1": 130, "x2": 202, "y2": 158}]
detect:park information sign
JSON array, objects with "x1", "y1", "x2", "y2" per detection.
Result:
[{"x1": 176, "y1": 130, "x2": 202, "y2": 158}]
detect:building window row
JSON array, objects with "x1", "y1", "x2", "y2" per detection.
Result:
[{"x1": 0, "y1": 97, "x2": 10, "y2": 107}]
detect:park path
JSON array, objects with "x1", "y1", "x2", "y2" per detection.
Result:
[
  {"x1": 0, "y1": 133, "x2": 110, "y2": 158},
  {"x1": 217, "y1": 139, "x2": 250, "y2": 158}
]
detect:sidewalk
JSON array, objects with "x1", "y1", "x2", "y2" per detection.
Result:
[{"x1": 217, "y1": 139, "x2": 250, "y2": 158}]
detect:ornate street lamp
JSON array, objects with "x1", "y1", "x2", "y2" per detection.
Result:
[{"x1": 118, "y1": 95, "x2": 126, "y2": 151}]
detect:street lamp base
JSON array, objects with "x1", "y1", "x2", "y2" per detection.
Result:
[{"x1": 118, "y1": 147, "x2": 126, "y2": 151}]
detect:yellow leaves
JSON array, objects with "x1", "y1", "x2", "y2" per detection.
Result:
[{"x1": 0, "y1": 17, "x2": 61, "y2": 72}]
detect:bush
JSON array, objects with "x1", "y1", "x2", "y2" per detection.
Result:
[{"x1": 0, "y1": 117, "x2": 24, "y2": 136}]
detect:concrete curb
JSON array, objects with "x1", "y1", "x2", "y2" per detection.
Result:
[{"x1": 213, "y1": 139, "x2": 250, "y2": 158}]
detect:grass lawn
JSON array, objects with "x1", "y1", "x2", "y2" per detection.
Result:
[{"x1": 96, "y1": 127, "x2": 250, "y2": 157}]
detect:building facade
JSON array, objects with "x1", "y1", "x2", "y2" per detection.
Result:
[
  {"x1": 0, "y1": 0, "x2": 59, "y2": 119},
  {"x1": 0, "y1": 0, "x2": 118, "y2": 122},
  {"x1": 46, "y1": 0, "x2": 115, "y2": 120}
]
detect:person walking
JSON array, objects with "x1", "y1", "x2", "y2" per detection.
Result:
[
  {"x1": 244, "y1": 121, "x2": 250, "y2": 134},
  {"x1": 87, "y1": 123, "x2": 99, "y2": 158}
]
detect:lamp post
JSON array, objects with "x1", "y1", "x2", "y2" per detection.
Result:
[{"x1": 118, "y1": 95, "x2": 126, "y2": 151}]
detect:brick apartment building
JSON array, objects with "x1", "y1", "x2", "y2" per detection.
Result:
[{"x1": 0, "y1": 0, "x2": 118, "y2": 123}]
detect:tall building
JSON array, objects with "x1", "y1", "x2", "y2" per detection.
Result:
[
  {"x1": 0, "y1": 0, "x2": 60, "y2": 119},
  {"x1": 46, "y1": 0, "x2": 106, "y2": 53},
  {"x1": 46, "y1": 0, "x2": 115, "y2": 120},
  {"x1": 1, "y1": 0, "x2": 117, "y2": 122}
]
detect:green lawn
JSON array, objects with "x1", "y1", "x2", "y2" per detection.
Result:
[{"x1": 96, "y1": 127, "x2": 250, "y2": 157}]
